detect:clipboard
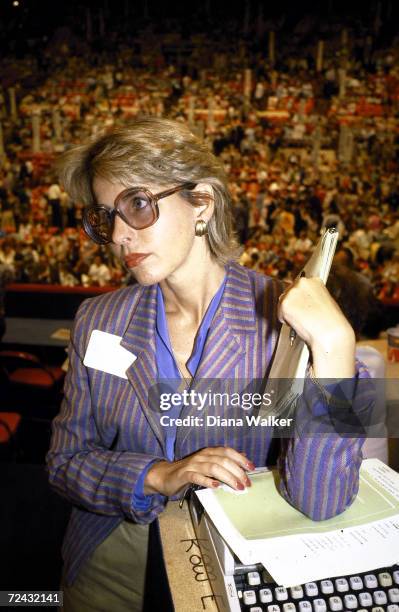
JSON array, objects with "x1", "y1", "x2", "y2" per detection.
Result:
[{"x1": 260, "y1": 227, "x2": 339, "y2": 417}]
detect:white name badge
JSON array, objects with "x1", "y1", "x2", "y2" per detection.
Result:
[{"x1": 83, "y1": 330, "x2": 137, "y2": 379}]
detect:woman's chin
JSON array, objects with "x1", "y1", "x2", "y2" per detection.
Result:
[{"x1": 128, "y1": 267, "x2": 164, "y2": 287}]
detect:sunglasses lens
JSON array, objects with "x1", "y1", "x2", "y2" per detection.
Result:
[
  {"x1": 83, "y1": 190, "x2": 158, "y2": 244},
  {"x1": 118, "y1": 190, "x2": 156, "y2": 229},
  {"x1": 83, "y1": 207, "x2": 113, "y2": 244}
]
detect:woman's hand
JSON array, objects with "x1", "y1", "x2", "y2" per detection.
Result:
[
  {"x1": 278, "y1": 276, "x2": 356, "y2": 378},
  {"x1": 144, "y1": 446, "x2": 255, "y2": 497}
]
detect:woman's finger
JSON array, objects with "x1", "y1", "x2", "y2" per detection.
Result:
[
  {"x1": 196, "y1": 446, "x2": 255, "y2": 471},
  {"x1": 181, "y1": 458, "x2": 251, "y2": 491}
]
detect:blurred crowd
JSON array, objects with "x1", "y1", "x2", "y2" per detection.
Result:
[{"x1": 0, "y1": 7, "x2": 398, "y2": 301}]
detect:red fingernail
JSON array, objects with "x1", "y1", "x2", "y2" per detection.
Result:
[
  {"x1": 245, "y1": 477, "x2": 252, "y2": 487},
  {"x1": 236, "y1": 482, "x2": 245, "y2": 491},
  {"x1": 247, "y1": 461, "x2": 255, "y2": 470},
  {"x1": 212, "y1": 481, "x2": 219, "y2": 488}
]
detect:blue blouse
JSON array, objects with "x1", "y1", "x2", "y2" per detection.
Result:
[{"x1": 133, "y1": 276, "x2": 226, "y2": 508}]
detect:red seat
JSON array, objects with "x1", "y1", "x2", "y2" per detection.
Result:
[
  {"x1": 0, "y1": 350, "x2": 64, "y2": 391},
  {"x1": 0, "y1": 412, "x2": 21, "y2": 444},
  {"x1": 9, "y1": 365, "x2": 63, "y2": 387}
]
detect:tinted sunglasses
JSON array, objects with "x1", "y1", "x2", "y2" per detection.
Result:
[{"x1": 83, "y1": 182, "x2": 196, "y2": 245}]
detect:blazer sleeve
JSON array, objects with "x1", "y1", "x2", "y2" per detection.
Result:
[
  {"x1": 46, "y1": 300, "x2": 166, "y2": 524},
  {"x1": 277, "y1": 361, "x2": 375, "y2": 521}
]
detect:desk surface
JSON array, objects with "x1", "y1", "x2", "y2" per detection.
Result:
[
  {"x1": 3, "y1": 317, "x2": 72, "y2": 347},
  {"x1": 159, "y1": 501, "x2": 218, "y2": 612}
]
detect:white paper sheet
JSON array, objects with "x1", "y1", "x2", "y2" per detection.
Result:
[{"x1": 196, "y1": 459, "x2": 399, "y2": 586}]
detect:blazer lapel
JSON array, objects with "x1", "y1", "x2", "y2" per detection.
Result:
[
  {"x1": 194, "y1": 263, "x2": 257, "y2": 380},
  {"x1": 178, "y1": 263, "x2": 257, "y2": 449},
  {"x1": 120, "y1": 283, "x2": 167, "y2": 454}
]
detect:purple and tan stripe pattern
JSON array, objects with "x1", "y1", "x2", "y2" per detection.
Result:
[
  {"x1": 46, "y1": 262, "x2": 370, "y2": 585},
  {"x1": 278, "y1": 362, "x2": 372, "y2": 520}
]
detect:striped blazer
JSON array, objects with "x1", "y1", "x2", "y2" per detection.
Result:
[{"x1": 47, "y1": 262, "x2": 368, "y2": 586}]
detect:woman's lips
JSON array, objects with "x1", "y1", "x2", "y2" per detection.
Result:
[{"x1": 124, "y1": 253, "x2": 150, "y2": 268}]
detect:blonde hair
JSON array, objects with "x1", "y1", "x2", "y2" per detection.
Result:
[{"x1": 57, "y1": 117, "x2": 241, "y2": 263}]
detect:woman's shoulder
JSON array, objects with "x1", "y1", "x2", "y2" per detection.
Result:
[
  {"x1": 73, "y1": 282, "x2": 148, "y2": 337},
  {"x1": 81, "y1": 282, "x2": 143, "y2": 308},
  {"x1": 227, "y1": 261, "x2": 286, "y2": 297}
]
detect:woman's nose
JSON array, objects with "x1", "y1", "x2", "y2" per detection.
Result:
[{"x1": 111, "y1": 213, "x2": 134, "y2": 245}]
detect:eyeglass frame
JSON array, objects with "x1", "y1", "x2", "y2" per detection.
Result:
[{"x1": 82, "y1": 181, "x2": 197, "y2": 244}]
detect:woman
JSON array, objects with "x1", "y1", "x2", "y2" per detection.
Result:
[{"x1": 47, "y1": 117, "x2": 369, "y2": 611}]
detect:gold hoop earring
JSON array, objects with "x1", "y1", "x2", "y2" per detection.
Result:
[{"x1": 195, "y1": 219, "x2": 208, "y2": 237}]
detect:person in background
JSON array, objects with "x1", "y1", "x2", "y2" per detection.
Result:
[
  {"x1": 87, "y1": 254, "x2": 111, "y2": 286},
  {"x1": 328, "y1": 262, "x2": 388, "y2": 463},
  {"x1": 47, "y1": 181, "x2": 63, "y2": 229}
]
